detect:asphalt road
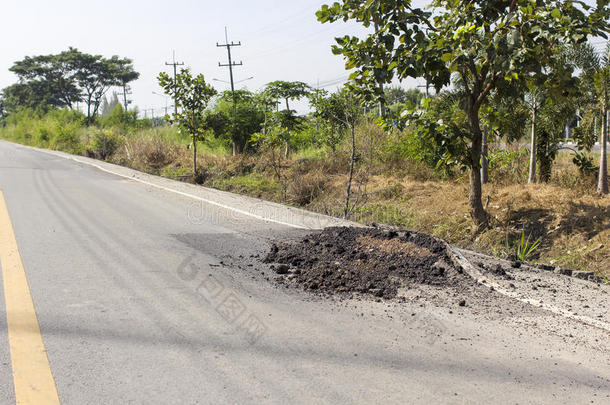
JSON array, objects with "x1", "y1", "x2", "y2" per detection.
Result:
[{"x1": 0, "y1": 140, "x2": 608, "y2": 404}]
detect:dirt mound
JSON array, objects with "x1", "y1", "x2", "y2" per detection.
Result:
[{"x1": 263, "y1": 226, "x2": 466, "y2": 299}]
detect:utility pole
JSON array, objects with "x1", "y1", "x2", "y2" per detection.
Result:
[
  {"x1": 217, "y1": 27, "x2": 243, "y2": 155},
  {"x1": 165, "y1": 51, "x2": 184, "y2": 116},
  {"x1": 120, "y1": 84, "x2": 132, "y2": 109}
]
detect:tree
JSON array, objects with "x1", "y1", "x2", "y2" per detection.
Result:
[
  {"x1": 0, "y1": 82, "x2": 65, "y2": 114},
  {"x1": 318, "y1": 0, "x2": 609, "y2": 228},
  {"x1": 264, "y1": 81, "x2": 311, "y2": 157},
  {"x1": 3, "y1": 48, "x2": 139, "y2": 123},
  {"x1": 309, "y1": 88, "x2": 354, "y2": 153},
  {"x1": 67, "y1": 50, "x2": 139, "y2": 124},
  {"x1": 573, "y1": 42, "x2": 610, "y2": 193},
  {"x1": 310, "y1": 88, "x2": 363, "y2": 218},
  {"x1": 9, "y1": 52, "x2": 82, "y2": 109},
  {"x1": 158, "y1": 69, "x2": 217, "y2": 175},
  {"x1": 594, "y1": 48, "x2": 610, "y2": 194},
  {"x1": 212, "y1": 90, "x2": 264, "y2": 154}
]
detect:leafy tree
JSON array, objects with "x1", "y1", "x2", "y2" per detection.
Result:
[
  {"x1": 309, "y1": 88, "x2": 359, "y2": 153},
  {"x1": 3, "y1": 48, "x2": 139, "y2": 124},
  {"x1": 310, "y1": 88, "x2": 363, "y2": 218},
  {"x1": 317, "y1": 0, "x2": 609, "y2": 228},
  {"x1": 254, "y1": 90, "x2": 280, "y2": 139},
  {"x1": 384, "y1": 86, "x2": 424, "y2": 107},
  {"x1": 571, "y1": 41, "x2": 610, "y2": 193},
  {"x1": 265, "y1": 81, "x2": 311, "y2": 111},
  {"x1": 594, "y1": 47, "x2": 610, "y2": 194},
  {"x1": 537, "y1": 97, "x2": 577, "y2": 182},
  {"x1": 8, "y1": 52, "x2": 82, "y2": 109},
  {"x1": 69, "y1": 51, "x2": 138, "y2": 124},
  {"x1": 264, "y1": 81, "x2": 311, "y2": 157},
  {"x1": 0, "y1": 82, "x2": 62, "y2": 114},
  {"x1": 158, "y1": 69, "x2": 217, "y2": 175},
  {"x1": 211, "y1": 90, "x2": 265, "y2": 154},
  {"x1": 99, "y1": 103, "x2": 139, "y2": 129}
]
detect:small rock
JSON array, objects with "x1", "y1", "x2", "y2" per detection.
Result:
[
  {"x1": 572, "y1": 271, "x2": 594, "y2": 280},
  {"x1": 458, "y1": 300, "x2": 467, "y2": 307},
  {"x1": 274, "y1": 264, "x2": 290, "y2": 275},
  {"x1": 534, "y1": 263, "x2": 555, "y2": 271},
  {"x1": 554, "y1": 267, "x2": 572, "y2": 276}
]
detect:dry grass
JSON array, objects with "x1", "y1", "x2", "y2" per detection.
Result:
[
  {"x1": 295, "y1": 167, "x2": 610, "y2": 277},
  {"x1": 101, "y1": 134, "x2": 610, "y2": 277}
]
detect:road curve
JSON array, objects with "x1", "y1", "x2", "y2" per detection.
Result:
[{"x1": 0, "y1": 140, "x2": 608, "y2": 404}]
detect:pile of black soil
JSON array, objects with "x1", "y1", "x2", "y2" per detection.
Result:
[{"x1": 263, "y1": 226, "x2": 466, "y2": 299}]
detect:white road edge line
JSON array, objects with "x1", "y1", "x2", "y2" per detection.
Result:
[{"x1": 33, "y1": 148, "x2": 311, "y2": 230}]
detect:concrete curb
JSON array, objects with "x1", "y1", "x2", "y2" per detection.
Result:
[{"x1": 446, "y1": 245, "x2": 610, "y2": 333}]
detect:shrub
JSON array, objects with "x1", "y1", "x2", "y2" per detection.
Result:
[
  {"x1": 487, "y1": 147, "x2": 529, "y2": 185},
  {"x1": 287, "y1": 170, "x2": 327, "y2": 206},
  {"x1": 131, "y1": 134, "x2": 179, "y2": 170},
  {"x1": 88, "y1": 129, "x2": 124, "y2": 160}
]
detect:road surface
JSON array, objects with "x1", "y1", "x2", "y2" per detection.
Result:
[{"x1": 0, "y1": 140, "x2": 608, "y2": 404}]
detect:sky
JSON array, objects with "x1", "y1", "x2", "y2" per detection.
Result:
[
  {"x1": 0, "y1": 0, "x2": 427, "y2": 116},
  {"x1": 0, "y1": 0, "x2": 604, "y2": 116}
]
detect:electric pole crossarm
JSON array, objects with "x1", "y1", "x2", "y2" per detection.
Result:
[
  {"x1": 217, "y1": 27, "x2": 246, "y2": 155},
  {"x1": 165, "y1": 51, "x2": 184, "y2": 115}
]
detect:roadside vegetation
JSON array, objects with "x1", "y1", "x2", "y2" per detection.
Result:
[{"x1": 0, "y1": 1, "x2": 609, "y2": 277}]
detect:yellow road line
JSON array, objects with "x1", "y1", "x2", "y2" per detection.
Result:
[{"x1": 0, "y1": 190, "x2": 60, "y2": 405}]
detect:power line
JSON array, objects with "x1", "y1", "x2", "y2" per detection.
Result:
[
  {"x1": 240, "y1": 0, "x2": 324, "y2": 38},
  {"x1": 312, "y1": 75, "x2": 351, "y2": 89},
  {"x1": 240, "y1": 21, "x2": 360, "y2": 62},
  {"x1": 165, "y1": 51, "x2": 184, "y2": 115}
]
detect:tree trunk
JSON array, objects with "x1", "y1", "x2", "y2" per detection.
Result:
[
  {"x1": 284, "y1": 141, "x2": 290, "y2": 158},
  {"x1": 193, "y1": 138, "x2": 197, "y2": 175},
  {"x1": 86, "y1": 96, "x2": 92, "y2": 125},
  {"x1": 232, "y1": 141, "x2": 237, "y2": 156},
  {"x1": 467, "y1": 107, "x2": 487, "y2": 228},
  {"x1": 599, "y1": 106, "x2": 608, "y2": 194},
  {"x1": 481, "y1": 126, "x2": 489, "y2": 184},
  {"x1": 528, "y1": 106, "x2": 537, "y2": 184},
  {"x1": 344, "y1": 123, "x2": 356, "y2": 219}
]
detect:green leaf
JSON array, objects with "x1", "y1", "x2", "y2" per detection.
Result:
[{"x1": 551, "y1": 8, "x2": 561, "y2": 19}]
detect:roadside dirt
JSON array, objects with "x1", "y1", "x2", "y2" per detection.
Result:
[
  {"x1": 263, "y1": 226, "x2": 467, "y2": 298},
  {"x1": 262, "y1": 226, "x2": 610, "y2": 337}
]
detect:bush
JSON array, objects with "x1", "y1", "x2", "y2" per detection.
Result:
[
  {"x1": 98, "y1": 104, "x2": 138, "y2": 128},
  {"x1": 488, "y1": 147, "x2": 529, "y2": 185},
  {"x1": 88, "y1": 129, "x2": 124, "y2": 160},
  {"x1": 129, "y1": 134, "x2": 179, "y2": 170},
  {"x1": 287, "y1": 170, "x2": 327, "y2": 206}
]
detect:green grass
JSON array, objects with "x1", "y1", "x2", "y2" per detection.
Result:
[{"x1": 213, "y1": 173, "x2": 281, "y2": 197}]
